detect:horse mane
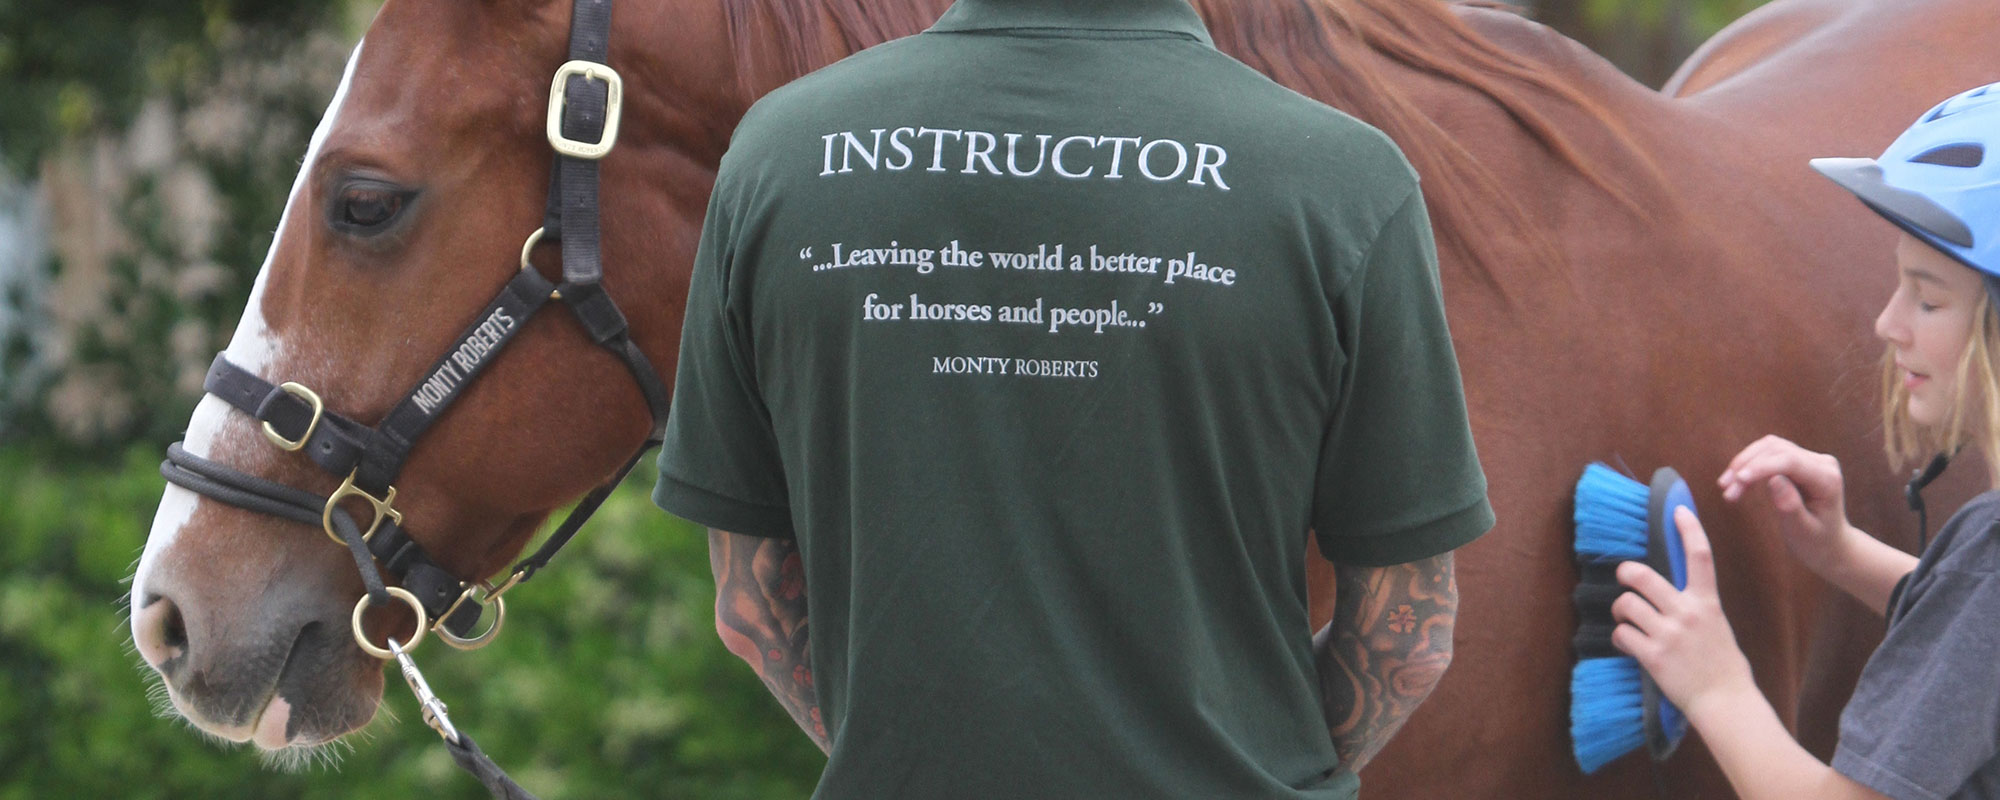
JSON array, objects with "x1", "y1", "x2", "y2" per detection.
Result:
[
  {"x1": 721, "y1": 0, "x2": 1667, "y2": 294},
  {"x1": 719, "y1": 0, "x2": 943, "y2": 97}
]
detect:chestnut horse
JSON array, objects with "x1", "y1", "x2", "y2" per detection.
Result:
[{"x1": 128, "y1": 0, "x2": 2000, "y2": 796}]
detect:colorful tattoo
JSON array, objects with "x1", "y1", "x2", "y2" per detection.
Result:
[
  {"x1": 1314, "y1": 552, "x2": 1458, "y2": 772},
  {"x1": 710, "y1": 530, "x2": 828, "y2": 752}
]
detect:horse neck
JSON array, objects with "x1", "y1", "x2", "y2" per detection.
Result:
[{"x1": 710, "y1": 0, "x2": 953, "y2": 105}]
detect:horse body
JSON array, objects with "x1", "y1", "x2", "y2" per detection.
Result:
[
  {"x1": 1320, "y1": 3, "x2": 1998, "y2": 794},
  {"x1": 128, "y1": 0, "x2": 1999, "y2": 795}
]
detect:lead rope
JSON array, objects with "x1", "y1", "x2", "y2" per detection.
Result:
[{"x1": 390, "y1": 640, "x2": 536, "y2": 800}]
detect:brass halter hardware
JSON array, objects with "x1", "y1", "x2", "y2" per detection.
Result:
[
  {"x1": 434, "y1": 571, "x2": 522, "y2": 651},
  {"x1": 261, "y1": 382, "x2": 324, "y2": 452},
  {"x1": 519, "y1": 227, "x2": 561, "y2": 300},
  {"x1": 520, "y1": 226, "x2": 546, "y2": 272},
  {"x1": 545, "y1": 60, "x2": 623, "y2": 160},
  {"x1": 322, "y1": 469, "x2": 403, "y2": 546},
  {"x1": 353, "y1": 586, "x2": 428, "y2": 659}
]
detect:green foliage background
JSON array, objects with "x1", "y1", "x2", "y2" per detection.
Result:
[{"x1": 0, "y1": 0, "x2": 339, "y2": 175}]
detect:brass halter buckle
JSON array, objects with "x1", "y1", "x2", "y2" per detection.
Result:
[
  {"x1": 545, "y1": 60, "x2": 623, "y2": 160},
  {"x1": 433, "y1": 571, "x2": 521, "y2": 651},
  {"x1": 322, "y1": 469, "x2": 403, "y2": 547},
  {"x1": 261, "y1": 382, "x2": 324, "y2": 452},
  {"x1": 352, "y1": 586, "x2": 428, "y2": 659}
]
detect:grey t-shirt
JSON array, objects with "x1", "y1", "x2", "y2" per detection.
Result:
[{"x1": 1834, "y1": 490, "x2": 2000, "y2": 800}]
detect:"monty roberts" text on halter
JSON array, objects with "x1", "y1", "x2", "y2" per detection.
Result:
[
  {"x1": 412, "y1": 306, "x2": 517, "y2": 415},
  {"x1": 819, "y1": 128, "x2": 1231, "y2": 191}
]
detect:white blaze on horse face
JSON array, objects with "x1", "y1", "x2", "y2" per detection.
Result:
[{"x1": 132, "y1": 41, "x2": 366, "y2": 611}]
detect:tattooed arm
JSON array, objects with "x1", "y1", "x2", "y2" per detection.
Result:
[
  {"x1": 1312, "y1": 552, "x2": 1458, "y2": 772},
  {"x1": 709, "y1": 529, "x2": 828, "y2": 754}
]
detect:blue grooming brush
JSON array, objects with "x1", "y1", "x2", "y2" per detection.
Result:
[{"x1": 1569, "y1": 463, "x2": 1694, "y2": 774}]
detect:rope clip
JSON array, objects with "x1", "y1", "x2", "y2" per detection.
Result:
[{"x1": 389, "y1": 637, "x2": 460, "y2": 745}]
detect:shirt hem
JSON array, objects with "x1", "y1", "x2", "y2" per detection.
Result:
[
  {"x1": 1315, "y1": 496, "x2": 1493, "y2": 567},
  {"x1": 653, "y1": 473, "x2": 795, "y2": 539},
  {"x1": 1833, "y1": 746, "x2": 1947, "y2": 800}
]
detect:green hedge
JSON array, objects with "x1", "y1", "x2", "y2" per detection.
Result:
[{"x1": 0, "y1": 445, "x2": 822, "y2": 799}]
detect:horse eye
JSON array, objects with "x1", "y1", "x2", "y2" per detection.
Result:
[{"x1": 330, "y1": 182, "x2": 414, "y2": 235}]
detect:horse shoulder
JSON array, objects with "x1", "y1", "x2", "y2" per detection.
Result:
[
  {"x1": 1448, "y1": 3, "x2": 1652, "y2": 95},
  {"x1": 1435, "y1": 4, "x2": 1686, "y2": 169}
]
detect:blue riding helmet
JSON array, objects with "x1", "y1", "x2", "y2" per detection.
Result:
[{"x1": 1812, "y1": 82, "x2": 2000, "y2": 279}]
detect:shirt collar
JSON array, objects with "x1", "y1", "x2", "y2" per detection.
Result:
[{"x1": 927, "y1": 0, "x2": 1214, "y2": 46}]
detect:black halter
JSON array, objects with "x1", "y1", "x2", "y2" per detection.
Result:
[{"x1": 159, "y1": 2, "x2": 649, "y2": 796}]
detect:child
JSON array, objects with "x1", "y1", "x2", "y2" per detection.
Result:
[{"x1": 1613, "y1": 82, "x2": 2000, "y2": 800}]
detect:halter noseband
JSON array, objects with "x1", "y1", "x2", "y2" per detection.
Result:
[{"x1": 159, "y1": 4, "x2": 653, "y2": 793}]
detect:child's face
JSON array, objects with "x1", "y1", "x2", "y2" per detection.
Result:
[{"x1": 1876, "y1": 233, "x2": 1988, "y2": 426}]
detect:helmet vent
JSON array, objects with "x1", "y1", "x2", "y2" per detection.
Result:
[{"x1": 1910, "y1": 144, "x2": 1984, "y2": 168}]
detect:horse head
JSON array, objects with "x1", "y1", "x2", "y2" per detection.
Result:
[{"x1": 127, "y1": 0, "x2": 735, "y2": 753}]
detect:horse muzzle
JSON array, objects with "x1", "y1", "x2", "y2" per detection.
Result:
[{"x1": 132, "y1": 567, "x2": 384, "y2": 749}]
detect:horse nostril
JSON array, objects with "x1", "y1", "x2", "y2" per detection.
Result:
[
  {"x1": 134, "y1": 592, "x2": 189, "y2": 670},
  {"x1": 163, "y1": 601, "x2": 188, "y2": 653}
]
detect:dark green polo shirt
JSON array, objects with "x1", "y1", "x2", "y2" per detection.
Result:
[{"x1": 656, "y1": 1, "x2": 1493, "y2": 797}]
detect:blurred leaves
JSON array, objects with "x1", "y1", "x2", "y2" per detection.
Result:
[
  {"x1": 0, "y1": 448, "x2": 824, "y2": 798},
  {"x1": 1, "y1": 9, "x2": 357, "y2": 451},
  {"x1": 0, "y1": 0, "x2": 339, "y2": 175}
]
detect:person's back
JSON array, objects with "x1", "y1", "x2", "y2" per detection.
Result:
[{"x1": 656, "y1": 1, "x2": 1491, "y2": 797}]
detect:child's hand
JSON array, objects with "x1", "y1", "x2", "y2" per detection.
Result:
[
  {"x1": 1611, "y1": 507, "x2": 1757, "y2": 720},
  {"x1": 1718, "y1": 435, "x2": 1855, "y2": 577}
]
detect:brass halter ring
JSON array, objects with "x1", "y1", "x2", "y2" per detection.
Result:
[
  {"x1": 520, "y1": 226, "x2": 562, "y2": 301},
  {"x1": 352, "y1": 586, "x2": 428, "y2": 659},
  {"x1": 434, "y1": 576, "x2": 514, "y2": 651},
  {"x1": 520, "y1": 226, "x2": 547, "y2": 272}
]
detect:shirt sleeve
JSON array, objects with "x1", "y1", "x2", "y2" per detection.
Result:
[
  {"x1": 1310, "y1": 187, "x2": 1493, "y2": 566},
  {"x1": 1833, "y1": 568, "x2": 2000, "y2": 800},
  {"x1": 652, "y1": 182, "x2": 795, "y2": 539}
]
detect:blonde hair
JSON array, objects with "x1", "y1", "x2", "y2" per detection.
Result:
[{"x1": 1883, "y1": 291, "x2": 2000, "y2": 487}]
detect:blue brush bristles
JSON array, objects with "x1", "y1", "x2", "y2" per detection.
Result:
[
  {"x1": 1571, "y1": 657, "x2": 1646, "y2": 773},
  {"x1": 1569, "y1": 462, "x2": 1692, "y2": 774},
  {"x1": 1574, "y1": 463, "x2": 1649, "y2": 562}
]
